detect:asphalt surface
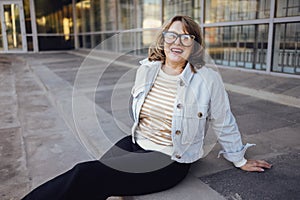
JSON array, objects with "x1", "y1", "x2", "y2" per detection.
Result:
[{"x1": 1, "y1": 50, "x2": 300, "y2": 200}]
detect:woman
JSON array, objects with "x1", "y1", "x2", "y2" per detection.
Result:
[{"x1": 22, "y1": 15, "x2": 271, "y2": 200}]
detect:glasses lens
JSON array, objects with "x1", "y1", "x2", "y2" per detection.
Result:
[
  {"x1": 180, "y1": 35, "x2": 194, "y2": 46},
  {"x1": 163, "y1": 32, "x2": 177, "y2": 44}
]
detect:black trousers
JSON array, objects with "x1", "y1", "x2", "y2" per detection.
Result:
[{"x1": 22, "y1": 136, "x2": 191, "y2": 200}]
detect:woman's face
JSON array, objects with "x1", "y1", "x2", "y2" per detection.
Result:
[{"x1": 163, "y1": 21, "x2": 194, "y2": 66}]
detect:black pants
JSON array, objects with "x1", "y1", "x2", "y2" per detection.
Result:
[{"x1": 22, "y1": 136, "x2": 191, "y2": 200}]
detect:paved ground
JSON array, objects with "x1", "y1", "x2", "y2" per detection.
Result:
[{"x1": 1, "y1": 50, "x2": 300, "y2": 200}]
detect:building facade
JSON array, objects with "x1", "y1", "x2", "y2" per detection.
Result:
[{"x1": 0, "y1": 0, "x2": 299, "y2": 76}]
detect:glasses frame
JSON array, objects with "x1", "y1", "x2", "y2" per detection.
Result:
[{"x1": 162, "y1": 31, "x2": 195, "y2": 47}]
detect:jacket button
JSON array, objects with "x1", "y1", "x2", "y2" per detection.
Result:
[
  {"x1": 179, "y1": 80, "x2": 185, "y2": 86},
  {"x1": 175, "y1": 154, "x2": 181, "y2": 159},
  {"x1": 198, "y1": 112, "x2": 203, "y2": 118},
  {"x1": 175, "y1": 130, "x2": 181, "y2": 135},
  {"x1": 177, "y1": 103, "x2": 183, "y2": 109}
]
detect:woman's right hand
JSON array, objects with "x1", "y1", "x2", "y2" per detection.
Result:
[{"x1": 240, "y1": 159, "x2": 272, "y2": 172}]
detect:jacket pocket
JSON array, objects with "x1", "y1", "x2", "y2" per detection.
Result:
[{"x1": 181, "y1": 104, "x2": 208, "y2": 144}]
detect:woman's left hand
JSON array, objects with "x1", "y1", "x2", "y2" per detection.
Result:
[{"x1": 240, "y1": 159, "x2": 272, "y2": 172}]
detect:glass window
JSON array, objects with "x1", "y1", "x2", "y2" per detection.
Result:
[
  {"x1": 38, "y1": 36, "x2": 74, "y2": 50},
  {"x1": 105, "y1": 0, "x2": 118, "y2": 30},
  {"x1": 23, "y1": 0, "x2": 32, "y2": 33},
  {"x1": 193, "y1": 0, "x2": 201, "y2": 23},
  {"x1": 76, "y1": 1, "x2": 82, "y2": 33},
  {"x1": 119, "y1": 31, "x2": 135, "y2": 52},
  {"x1": 163, "y1": 0, "x2": 201, "y2": 22},
  {"x1": 93, "y1": 33, "x2": 117, "y2": 51},
  {"x1": 76, "y1": 0, "x2": 91, "y2": 33},
  {"x1": 34, "y1": 0, "x2": 73, "y2": 51},
  {"x1": 140, "y1": 29, "x2": 157, "y2": 53},
  {"x1": 3, "y1": 4, "x2": 23, "y2": 50},
  {"x1": 276, "y1": 0, "x2": 300, "y2": 17},
  {"x1": 92, "y1": 0, "x2": 101, "y2": 32},
  {"x1": 35, "y1": 0, "x2": 73, "y2": 34},
  {"x1": 140, "y1": 0, "x2": 161, "y2": 29},
  {"x1": 79, "y1": 35, "x2": 91, "y2": 48},
  {"x1": 27, "y1": 36, "x2": 33, "y2": 51},
  {"x1": 138, "y1": 0, "x2": 161, "y2": 53},
  {"x1": 81, "y1": 0, "x2": 117, "y2": 32},
  {"x1": 205, "y1": 0, "x2": 270, "y2": 23},
  {"x1": 78, "y1": 0, "x2": 118, "y2": 32},
  {"x1": 272, "y1": 22, "x2": 300, "y2": 74},
  {"x1": 118, "y1": 0, "x2": 135, "y2": 30},
  {"x1": 205, "y1": 24, "x2": 269, "y2": 70}
]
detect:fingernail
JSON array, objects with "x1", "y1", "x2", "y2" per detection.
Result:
[{"x1": 260, "y1": 168, "x2": 265, "y2": 172}]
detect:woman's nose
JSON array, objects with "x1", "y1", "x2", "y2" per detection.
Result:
[{"x1": 174, "y1": 37, "x2": 181, "y2": 45}]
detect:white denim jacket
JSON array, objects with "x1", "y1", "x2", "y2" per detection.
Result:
[{"x1": 131, "y1": 59, "x2": 254, "y2": 164}]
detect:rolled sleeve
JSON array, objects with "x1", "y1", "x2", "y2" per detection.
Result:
[
  {"x1": 218, "y1": 143, "x2": 256, "y2": 163},
  {"x1": 233, "y1": 157, "x2": 248, "y2": 168},
  {"x1": 208, "y1": 71, "x2": 255, "y2": 164}
]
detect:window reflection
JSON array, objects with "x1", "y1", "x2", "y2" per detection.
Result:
[
  {"x1": 35, "y1": 0, "x2": 73, "y2": 34},
  {"x1": 272, "y1": 23, "x2": 300, "y2": 74},
  {"x1": 34, "y1": 0, "x2": 73, "y2": 50},
  {"x1": 4, "y1": 4, "x2": 23, "y2": 50},
  {"x1": 118, "y1": 0, "x2": 135, "y2": 30},
  {"x1": 164, "y1": 0, "x2": 201, "y2": 22},
  {"x1": 276, "y1": 0, "x2": 300, "y2": 17},
  {"x1": 205, "y1": 24, "x2": 268, "y2": 70},
  {"x1": 141, "y1": 0, "x2": 161, "y2": 29},
  {"x1": 140, "y1": 0, "x2": 161, "y2": 48},
  {"x1": 23, "y1": 0, "x2": 32, "y2": 34},
  {"x1": 76, "y1": 0, "x2": 162, "y2": 51},
  {"x1": 77, "y1": 0, "x2": 117, "y2": 33},
  {"x1": 76, "y1": 0, "x2": 91, "y2": 33},
  {"x1": 205, "y1": 0, "x2": 270, "y2": 23}
]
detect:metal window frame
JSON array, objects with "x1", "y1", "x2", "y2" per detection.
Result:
[{"x1": 29, "y1": 0, "x2": 38, "y2": 52}]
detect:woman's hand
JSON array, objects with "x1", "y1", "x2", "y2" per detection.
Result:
[{"x1": 240, "y1": 159, "x2": 272, "y2": 172}]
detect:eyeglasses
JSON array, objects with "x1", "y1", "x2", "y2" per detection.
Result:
[{"x1": 162, "y1": 31, "x2": 195, "y2": 47}]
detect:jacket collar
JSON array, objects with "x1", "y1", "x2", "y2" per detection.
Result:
[
  {"x1": 139, "y1": 58, "x2": 194, "y2": 85},
  {"x1": 179, "y1": 62, "x2": 194, "y2": 85}
]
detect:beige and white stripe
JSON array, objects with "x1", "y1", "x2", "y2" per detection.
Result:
[{"x1": 136, "y1": 68, "x2": 178, "y2": 146}]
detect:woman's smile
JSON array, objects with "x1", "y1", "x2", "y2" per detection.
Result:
[{"x1": 170, "y1": 47, "x2": 184, "y2": 54}]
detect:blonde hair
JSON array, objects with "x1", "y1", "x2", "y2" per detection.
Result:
[{"x1": 148, "y1": 15, "x2": 206, "y2": 72}]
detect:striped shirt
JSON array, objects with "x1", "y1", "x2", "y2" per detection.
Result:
[{"x1": 136, "y1": 68, "x2": 178, "y2": 154}]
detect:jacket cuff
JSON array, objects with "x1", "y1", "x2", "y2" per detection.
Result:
[
  {"x1": 233, "y1": 157, "x2": 247, "y2": 168},
  {"x1": 218, "y1": 143, "x2": 255, "y2": 163}
]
